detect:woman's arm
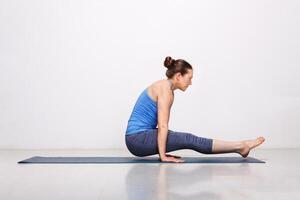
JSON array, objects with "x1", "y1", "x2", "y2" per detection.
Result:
[{"x1": 157, "y1": 84, "x2": 173, "y2": 160}]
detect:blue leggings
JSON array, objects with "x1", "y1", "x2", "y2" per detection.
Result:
[{"x1": 125, "y1": 128, "x2": 213, "y2": 157}]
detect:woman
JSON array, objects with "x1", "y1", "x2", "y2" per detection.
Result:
[{"x1": 125, "y1": 56, "x2": 265, "y2": 163}]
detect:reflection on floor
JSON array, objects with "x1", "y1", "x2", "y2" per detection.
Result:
[{"x1": 0, "y1": 149, "x2": 299, "y2": 200}]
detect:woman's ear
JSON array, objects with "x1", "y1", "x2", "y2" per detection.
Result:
[{"x1": 174, "y1": 72, "x2": 182, "y2": 81}]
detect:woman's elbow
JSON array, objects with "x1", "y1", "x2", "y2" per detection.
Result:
[{"x1": 158, "y1": 124, "x2": 168, "y2": 129}]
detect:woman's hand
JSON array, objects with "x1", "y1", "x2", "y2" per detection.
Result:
[{"x1": 160, "y1": 155, "x2": 184, "y2": 163}]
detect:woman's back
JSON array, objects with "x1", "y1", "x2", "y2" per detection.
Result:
[{"x1": 125, "y1": 80, "x2": 174, "y2": 135}]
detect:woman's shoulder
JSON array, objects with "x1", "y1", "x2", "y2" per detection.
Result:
[
  {"x1": 148, "y1": 79, "x2": 168, "y2": 92},
  {"x1": 147, "y1": 80, "x2": 173, "y2": 102}
]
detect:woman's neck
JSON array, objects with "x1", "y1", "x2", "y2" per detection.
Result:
[{"x1": 167, "y1": 79, "x2": 175, "y2": 91}]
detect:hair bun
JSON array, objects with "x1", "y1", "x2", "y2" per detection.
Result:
[{"x1": 164, "y1": 56, "x2": 175, "y2": 69}]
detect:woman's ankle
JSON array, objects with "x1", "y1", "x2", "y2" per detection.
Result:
[
  {"x1": 235, "y1": 142, "x2": 245, "y2": 153},
  {"x1": 236, "y1": 141, "x2": 250, "y2": 157}
]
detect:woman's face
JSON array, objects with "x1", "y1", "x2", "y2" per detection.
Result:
[{"x1": 177, "y1": 69, "x2": 193, "y2": 91}]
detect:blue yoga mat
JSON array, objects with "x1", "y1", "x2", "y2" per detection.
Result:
[{"x1": 18, "y1": 156, "x2": 265, "y2": 164}]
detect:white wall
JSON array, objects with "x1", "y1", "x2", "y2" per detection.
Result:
[{"x1": 0, "y1": 0, "x2": 299, "y2": 149}]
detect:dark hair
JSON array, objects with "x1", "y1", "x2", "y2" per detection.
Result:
[{"x1": 164, "y1": 56, "x2": 193, "y2": 79}]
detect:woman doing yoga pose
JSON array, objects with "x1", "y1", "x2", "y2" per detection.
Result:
[{"x1": 125, "y1": 56, "x2": 265, "y2": 163}]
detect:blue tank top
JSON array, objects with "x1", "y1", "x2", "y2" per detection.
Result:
[{"x1": 125, "y1": 88, "x2": 158, "y2": 135}]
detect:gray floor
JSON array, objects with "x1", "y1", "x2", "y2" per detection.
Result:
[{"x1": 0, "y1": 149, "x2": 299, "y2": 200}]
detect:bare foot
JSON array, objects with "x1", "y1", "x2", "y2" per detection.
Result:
[{"x1": 237, "y1": 137, "x2": 265, "y2": 158}]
